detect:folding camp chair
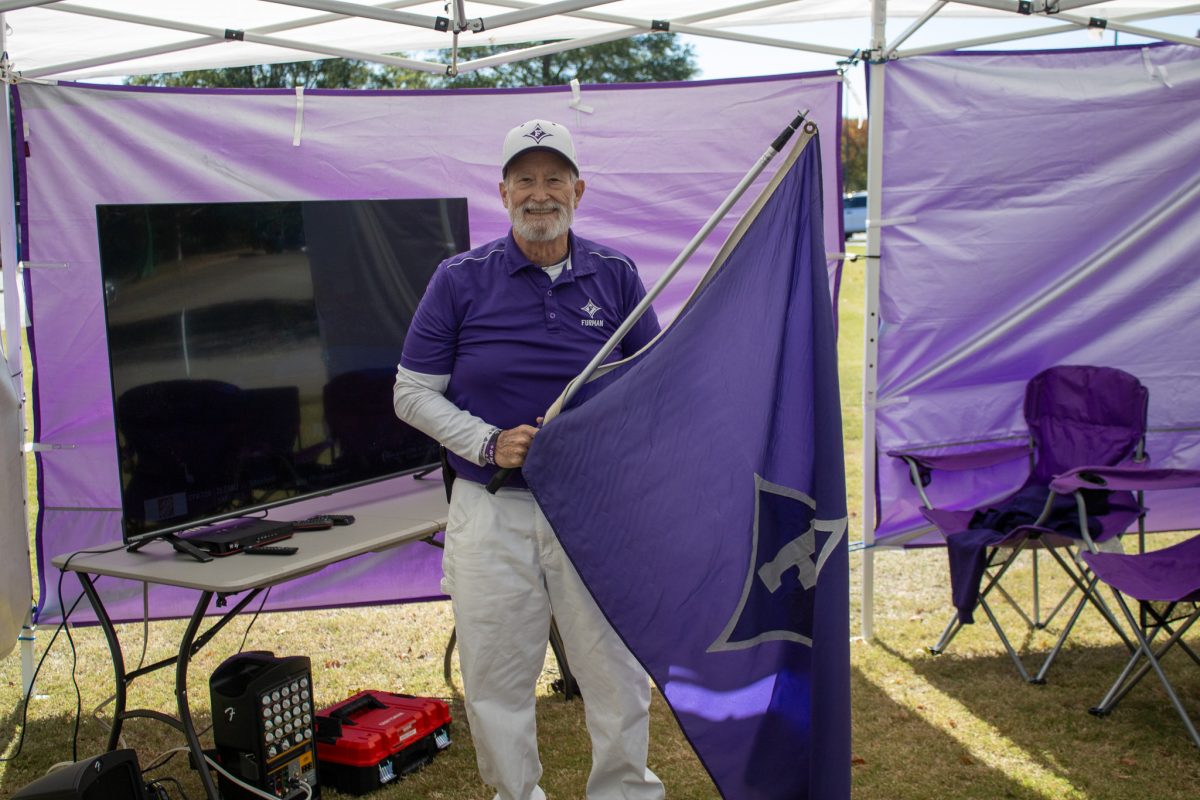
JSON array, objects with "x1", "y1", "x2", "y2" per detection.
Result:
[
  {"x1": 1051, "y1": 468, "x2": 1200, "y2": 746},
  {"x1": 890, "y1": 365, "x2": 1149, "y2": 683}
]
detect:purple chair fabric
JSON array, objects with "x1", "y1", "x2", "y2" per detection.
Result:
[
  {"x1": 1082, "y1": 534, "x2": 1200, "y2": 603},
  {"x1": 1080, "y1": 530, "x2": 1200, "y2": 745},
  {"x1": 912, "y1": 365, "x2": 1149, "y2": 624}
]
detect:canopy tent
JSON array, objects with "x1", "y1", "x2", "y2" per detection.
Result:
[
  {"x1": 14, "y1": 72, "x2": 843, "y2": 629},
  {"x1": 0, "y1": 2, "x2": 1198, "y2": 675},
  {"x1": 2, "y1": 1, "x2": 1196, "y2": 82}
]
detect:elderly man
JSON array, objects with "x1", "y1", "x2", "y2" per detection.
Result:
[{"x1": 393, "y1": 119, "x2": 664, "y2": 800}]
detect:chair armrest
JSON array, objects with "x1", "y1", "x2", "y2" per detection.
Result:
[
  {"x1": 1050, "y1": 466, "x2": 1200, "y2": 494},
  {"x1": 889, "y1": 444, "x2": 1030, "y2": 508},
  {"x1": 887, "y1": 443, "x2": 1029, "y2": 473}
]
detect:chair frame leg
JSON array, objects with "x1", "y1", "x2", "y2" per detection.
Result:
[
  {"x1": 1044, "y1": 546, "x2": 1135, "y2": 652},
  {"x1": 930, "y1": 543, "x2": 1027, "y2": 657},
  {"x1": 978, "y1": 595, "x2": 1034, "y2": 683},
  {"x1": 932, "y1": 541, "x2": 1133, "y2": 685},
  {"x1": 1094, "y1": 602, "x2": 1199, "y2": 714},
  {"x1": 1090, "y1": 592, "x2": 1200, "y2": 748}
]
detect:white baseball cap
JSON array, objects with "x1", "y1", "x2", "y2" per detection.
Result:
[{"x1": 501, "y1": 119, "x2": 579, "y2": 176}]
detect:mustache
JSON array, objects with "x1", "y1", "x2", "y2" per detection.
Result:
[{"x1": 520, "y1": 202, "x2": 567, "y2": 214}]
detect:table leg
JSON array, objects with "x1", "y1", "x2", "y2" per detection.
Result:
[
  {"x1": 178, "y1": 590, "x2": 220, "y2": 800},
  {"x1": 76, "y1": 572, "x2": 126, "y2": 752}
]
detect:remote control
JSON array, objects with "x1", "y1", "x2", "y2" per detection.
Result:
[
  {"x1": 291, "y1": 519, "x2": 334, "y2": 531},
  {"x1": 295, "y1": 514, "x2": 355, "y2": 528},
  {"x1": 244, "y1": 545, "x2": 299, "y2": 556}
]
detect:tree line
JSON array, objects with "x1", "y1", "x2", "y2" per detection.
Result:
[{"x1": 130, "y1": 35, "x2": 866, "y2": 193}]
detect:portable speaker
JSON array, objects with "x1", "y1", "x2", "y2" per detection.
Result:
[
  {"x1": 210, "y1": 651, "x2": 319, "y2": 799},
  {"x1": 12, "y1": 749, "x2": 148, "y2": 800}
]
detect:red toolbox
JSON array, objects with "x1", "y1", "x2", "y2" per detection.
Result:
[{"x1": 314, "y1": 690, "x2": 452, "y2": 795}]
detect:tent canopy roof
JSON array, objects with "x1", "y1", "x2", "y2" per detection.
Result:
[{"x1": 4, "y1": 1, "x2": 1196, "y2": 81}]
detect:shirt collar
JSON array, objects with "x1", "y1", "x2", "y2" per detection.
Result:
[{"x1": 503, "y1": 229, "x2": 594, "y2": 280}]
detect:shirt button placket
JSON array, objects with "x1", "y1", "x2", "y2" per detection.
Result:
[{"x1": 545, "y1": 290, "x2": 560, "y2": 331}]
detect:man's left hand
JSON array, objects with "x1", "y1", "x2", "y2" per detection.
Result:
[{"x1": 495, "y1": 424, "x2": 539, "y2": 468}]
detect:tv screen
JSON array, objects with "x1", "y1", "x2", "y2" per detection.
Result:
[{"x1": 97, "y1": 198, "x2": 470, "y2": 544}]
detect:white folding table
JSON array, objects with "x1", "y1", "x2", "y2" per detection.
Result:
[{"x1": 52, "y1": 481, "x2": 448, "y2": 800}]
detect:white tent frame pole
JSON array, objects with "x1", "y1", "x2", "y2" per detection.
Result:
[
  {"x1": 884, "y1": 1, "x2": 948, "y2": 59},
  {"x1": 258, "y1": 0, "x2": 446, "y2": 31},
  {"x1": 24, "y1": 0, "x2": 435, "y2": 79},
  {"x1": 466, "y1": 0, "x2": 624, "y2": 33},
  {"x1": 0, "y1": 0, "x2": 58, "y2": 12},
  {"x1": 947, "y1": 0, "x2": 1110, "y2": 13},
  {"x1": 470, "y1": 0, "x2": 795, "y2": 28},
  {"x1": 1055, "y1": 12, "x2": 1200, "y2": 47},
  {"x1": 898, "y1": 22, "x2": 1081, "y2": 56},
  {"x1": 477, "y1": 0, "x2": 860, "y2": 59},
  {"x1": 0, "y1": 11, "x2": 36, "y2": 697},
  {"x1": 456, "y1": 27, "x2": 643, "y2": 73},
  {"x1": 675, "y1": 0, "x2": 808, "y2": 24},
  {"x1": 671, "y1": 23, "x2": 859, "y2": 58},
  {"x1": 26, "y1": 38, "x2": 230, "y2": 78},
  {"x1": 896, "y1": 6, "x2": 1200, "y2": 57},
  {"x1": 43, "y1": 2, "x2": 448, "y2": 73},
  {"x1": 861, "y1": 0, "x2": 888, "y2": 643}
]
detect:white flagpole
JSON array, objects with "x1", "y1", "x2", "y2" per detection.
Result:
[{"x1": 488, "y1": 110, "x2": 810, "y2": 493}]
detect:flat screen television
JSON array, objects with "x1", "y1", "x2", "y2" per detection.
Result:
[{"x1": 97, "y1": 198, "x2": 470, "y2": 545}]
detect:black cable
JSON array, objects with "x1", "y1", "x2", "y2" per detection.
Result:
[
  {"x1": 238, "y1": 586, "x2": 272, "y2": 654},
  {"x1": 64, "y1": 596, "x2": 81, "y2": 763},
  {"x1": 58, "y1": 548, "x2": 92, "y2": 763},
  {"x1": 148, "y1": 775, "x2": 191, "y2": 800},
  {"x1": 0, "y1": 543, "x2": 123, "y2": 763},
  {"x1": 141, "y1": 747, "x2": 184, "y2": 774}
]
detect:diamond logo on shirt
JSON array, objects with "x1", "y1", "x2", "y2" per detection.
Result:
[
  {"x1": 524, "y1": 124, "x2": 552, "y2": 144},
  {"x1": 580, "y1": 298, "x2": 604, "y2": 328}
]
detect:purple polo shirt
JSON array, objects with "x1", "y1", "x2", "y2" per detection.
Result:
[{"x1": 401, "y1": 229, "x2": 661, "y2": 487}]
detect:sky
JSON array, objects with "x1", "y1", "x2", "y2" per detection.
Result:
[{"x1": 681, "y1": 14, "x2": 1199, "y2": 118}]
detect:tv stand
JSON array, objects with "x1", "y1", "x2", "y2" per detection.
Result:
[{"x1": 126, "y1": 533, "x2": 213, "y2": 563}]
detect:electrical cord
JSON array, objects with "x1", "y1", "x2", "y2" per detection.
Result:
[
  {"x1": 0, "y1": 544, "x2": 124, "y2": 765},
  {"x1": 204, "y1": 752, "x2": 312, "y2": 800},
  {"x1": 55, "y1": 548, "x2": 95, "y2": 763},
  {"x1": 238, "y1": 585, "x2": 272, "y2": 654},
  {"x1": 141, "y1": 745, "x2": 191, "y2": 775},
  {"x1": 145, "y1": 775, "x2": 190, "y2": 800}
]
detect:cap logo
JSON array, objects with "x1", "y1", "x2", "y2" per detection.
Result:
[{"x1": 524, "y1": 124, "x2": 552, "y2": 144}]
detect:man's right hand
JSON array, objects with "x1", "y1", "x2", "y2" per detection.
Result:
[{"x1": 495, "y1": 425, "x2": 540, "y2": 468}]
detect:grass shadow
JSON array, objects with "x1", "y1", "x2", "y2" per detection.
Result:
[
  {"x1": 871, "y1": 632, "x2": 1200, "y2": 799},
  {"x1": 850, "y1": 663, "x2": 1053, "y2": 799}
]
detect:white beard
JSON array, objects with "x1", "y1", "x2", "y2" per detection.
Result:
[{"x1": 510, "y1": 200, "x2": 573, "y2": 242}]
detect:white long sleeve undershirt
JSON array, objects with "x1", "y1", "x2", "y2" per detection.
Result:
[
  {"x1": 392, "y1": 367, "x2": 496, "y2": 467},
  {"x1": 392, "y1": 256, "x2": 568, "y2": 466}
]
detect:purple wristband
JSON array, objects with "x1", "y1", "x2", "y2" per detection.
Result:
[{"x1": 483, "y1": 429, "x2": 501, "y2": 466}]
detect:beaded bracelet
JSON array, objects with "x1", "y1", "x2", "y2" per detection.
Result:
[{"x1": 482, "y1": 428, "x2": 501, "y2": 466}]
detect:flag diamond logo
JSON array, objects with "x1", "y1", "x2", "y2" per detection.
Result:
[
  {"x1": 581, "y1": 299, "x2": 602, "y2": 318},
  {"x1": 708, "y1": 474, "x2": 847, "y2": 652}
]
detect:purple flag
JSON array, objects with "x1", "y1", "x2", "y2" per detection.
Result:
[{"x1": 524, "y1": 138, "x2": 849, "y2": 799}]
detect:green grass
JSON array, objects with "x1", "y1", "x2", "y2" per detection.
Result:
[{"x1": 2, "y1": 248, "x2": 1199, "y2": 798}]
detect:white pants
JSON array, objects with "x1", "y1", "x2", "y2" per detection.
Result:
[{"x1": 443, "y1": 479, "x2": 664, "y2": 800}]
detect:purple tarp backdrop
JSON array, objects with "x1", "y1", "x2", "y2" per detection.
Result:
[
  {"x1": 20, "y1": 74, "x2": 842, "y2": 624},
  {"x1": 874, "y1": 44, "x2": 1200, "y2": 546}
]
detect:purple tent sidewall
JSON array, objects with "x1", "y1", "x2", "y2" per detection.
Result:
[{"x1": 22, "y1": 74, "x2": 844, "y2": 624}]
